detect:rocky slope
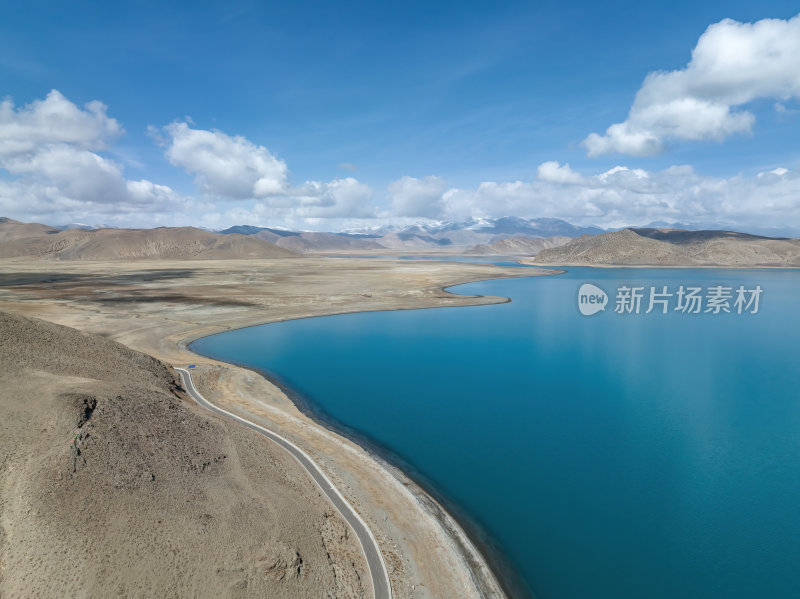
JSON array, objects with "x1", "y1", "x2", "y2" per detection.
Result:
[{"x1": 0, "y1": 311, "x2": 367, "y2": 598}]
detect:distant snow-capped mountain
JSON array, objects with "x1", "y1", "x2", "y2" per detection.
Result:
[{"x1": 348, "y1": 217, "x2": 604, "y2": 238}]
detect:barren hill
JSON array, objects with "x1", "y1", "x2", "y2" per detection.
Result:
[
  {"x1": 0, "y1": 311, "x2": 367, "y2": 597},
  {"x1": 0, "y1": 217, "x2": 61, "y2": 241},
  {"x1": 0, "y1": 219, "x2": 295, "y2": 260},
  {"x1": 533, "y1": 228, "x2": 800, "y2": 267},
  {"x1": 468, "y1": 236, "x2": 572, "y2": 256}
]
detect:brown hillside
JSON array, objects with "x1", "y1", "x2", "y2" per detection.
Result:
[
  {"x1": 0, "y1": 220, "x2": 295, "y2": 260},
  {"x1": 0, "y1": 217, "x2": 61, "y2": 242},
  {"x1": 533, "y1": 228, "x2": 800, "y2": 267},
  {"x1": 0, "y1": 311, "x2": 367, "y2": 597}
]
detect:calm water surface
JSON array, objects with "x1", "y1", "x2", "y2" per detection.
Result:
[{"x1": 192, "y1": 266, "x2": 800, "y2": 599}]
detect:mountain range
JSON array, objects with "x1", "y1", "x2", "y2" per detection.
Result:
[
  {"x1": 1, "y1": 216, "x2": 599, "y2": 258},
  {"x1": 7, "y1": 216, "x2": 798, "y2": 263},
  {"x1": 0, "y1": 218, "x2": 294, "y2": 260}
]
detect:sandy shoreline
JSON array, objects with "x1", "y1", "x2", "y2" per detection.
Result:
[{"x1": 0, "y1": 256, "x2": 558, "y2": 598}]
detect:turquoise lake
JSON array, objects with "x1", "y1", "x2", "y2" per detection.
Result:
[{"x1": 191, "y1": 266, "x2": 800, "y2": 599}]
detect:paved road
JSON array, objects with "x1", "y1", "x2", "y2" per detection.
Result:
[{"x1": 176, "y1": 368, "x2": 392, "y2": 599}]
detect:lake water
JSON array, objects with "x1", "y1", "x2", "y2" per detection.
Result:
[{"x1": 191, "y1": 265, "x2": 800, "y2": 599}]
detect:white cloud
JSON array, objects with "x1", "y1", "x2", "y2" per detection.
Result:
[
  {"x1": 160, "y1": 121, "x2": 289, "y2": 199},
  {"x1": 583, "y1": 14, "x2": 800, "y2": 156},
  {"x1": 756, "y1": 166, "x2": 789, "y2": 179},
  {"x1": 775, "y1": 102, "x2": 798, "y2": 116},
  {"x1": 0, "y1": 91, "x2": 186, "y2": 226},
  {"x1": 0, "y1": 175, "x2": 190, "y2": 224},
  {"x1": 536, "y1": 161, "x2": 585, "y2": 184},
  {"x1": 388, "y1": 175, "x2": 447, "y2": 218},
  {"x1": 0, "y1": 89, "x2": 122, "y2": 158},
  {"x1": 292, "y1": 177, "x2": 375, "y2": 218},
  {"x1": 4, "y1": 144, "x2": 130, "y2": 204}
]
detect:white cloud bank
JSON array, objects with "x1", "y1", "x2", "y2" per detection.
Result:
[
  {"x1": 387, "y1": 162, "x2": 800, "y2": 234},
  {"x1": 0, "y1": 93, "x2": 376, "y2": 227},
  {"x1": 0, "y1": 90, "x2": 186, "y2": 225},
  {"x1": 2, "y1": 91, "x2": 798, "y2": 234},
  {"x1": 583, "y1": 14, "x2": 800, "y2": 156}
]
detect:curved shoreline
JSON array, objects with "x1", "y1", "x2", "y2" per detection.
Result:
[{"x1": 179, "y1": 270, "x2": 561, "y2": 599}]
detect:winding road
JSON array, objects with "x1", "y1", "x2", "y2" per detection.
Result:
[{"x1": 176, "y1": 367, "x2": 392, "y2": 599}]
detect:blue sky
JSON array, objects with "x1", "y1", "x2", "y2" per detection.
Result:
[{"x1": 1, "y1": 1, "x2": 799, "y2": 232}]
